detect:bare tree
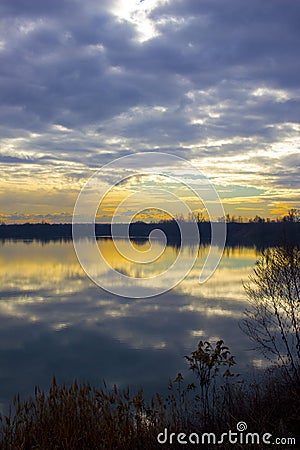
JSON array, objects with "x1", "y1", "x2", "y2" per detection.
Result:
[{"x1": 241, "y1": 244, "x2": 300, "y2": 382}]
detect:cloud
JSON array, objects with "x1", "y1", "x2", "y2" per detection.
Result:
[{"x1": 0, "y1": 0, "x2": 299, "y2": 220}]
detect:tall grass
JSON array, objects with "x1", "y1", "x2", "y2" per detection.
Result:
[{"x1": 0, "y1": 341, "x2": 299, "y2": 449}]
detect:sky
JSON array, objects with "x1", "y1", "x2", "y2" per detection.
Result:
[{"x1": 0, "y1": 0, "x2": 299, "y2": 223}]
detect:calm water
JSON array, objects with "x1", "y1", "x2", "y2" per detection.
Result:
[{"x1": 0, "y1": 239, "x2": 262, "y2": 411}]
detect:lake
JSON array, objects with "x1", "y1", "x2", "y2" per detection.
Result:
[{"x1": 0, "y1": 238, "x2": 263, "y2": 412}]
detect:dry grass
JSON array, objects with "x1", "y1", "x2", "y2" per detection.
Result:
[
  {"x1": 0, "y1": 347, "x2": 299, "y2": 449},
  {"x1": 0, "y1": 378, "x2": 170, "y2": 450}
]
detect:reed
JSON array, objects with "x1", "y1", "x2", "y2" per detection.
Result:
[{"x1": 0, "y1": 341, "x2": 298, "y2": 449}]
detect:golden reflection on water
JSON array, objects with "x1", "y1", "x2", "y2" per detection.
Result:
[
  {"x1": 97, "y1": 238, "x2": 179, "y2": 278},
  {"x1": 0, "y1": 238, "x2": 262, "y2": 357},
  {"x1": 0, "y1": 240, "x2": 84, "y2": 294},
  {"x1": 0, "y1": 239, "x2": 259, "y2": 301},
  {"x1": 179, "y1": 245, "x2": 259, "y2": 301}
]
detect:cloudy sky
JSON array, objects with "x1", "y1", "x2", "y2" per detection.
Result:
[{"x1": 0, "y1": 0, "x2": 299, "y2": 223}]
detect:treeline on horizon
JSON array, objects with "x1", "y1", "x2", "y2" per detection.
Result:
[{"x1": 0, "y1": 219, "x2": 299, "y2": 248}]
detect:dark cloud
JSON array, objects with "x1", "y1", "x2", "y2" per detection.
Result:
[
  {"x1": 1, "y1": 0, "x2": 298, "y2": 133},
  {"x1": 0, "y1": 0, "x2": 74, "y2": 17},
  {"x1": 150, "y1": 0, "x2": 300, "y2": 89},
  {"x1": 0, "y1": 155, "x2": 33, "y2": 164}
]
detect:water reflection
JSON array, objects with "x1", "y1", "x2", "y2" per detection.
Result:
[{"x1": 0, "y1": 239, "x2": 260, "y2": 410}]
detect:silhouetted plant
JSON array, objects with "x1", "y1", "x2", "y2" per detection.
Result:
[
  {"x1": 184, "y1": 339, "x2": 237, "y2": 426},
  {"x1": 241, "y1": 244, "x2": 300, "y2": 382}
]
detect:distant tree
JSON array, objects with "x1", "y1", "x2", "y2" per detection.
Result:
[
  {"x1": 225, "y1": 214, "x2": 236, "y2": 223},
  {"x1": 241, "y1": 245, "x2": 300, "y2": 382},
  {"x1": 253, "y1": 215, "x2": 265, "y2": 223},
  {"x1": 282, "y1": 208, "x2": 300, "y2": 223}
]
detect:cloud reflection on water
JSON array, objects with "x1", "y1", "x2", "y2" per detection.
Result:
[{"x1": 0, "y1": 239, "x2": 259, "y2": 409}]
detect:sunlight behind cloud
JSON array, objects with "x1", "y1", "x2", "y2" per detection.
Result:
[{"x1": 111, "y1": 0, "x2": 164, "y2": 41}]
